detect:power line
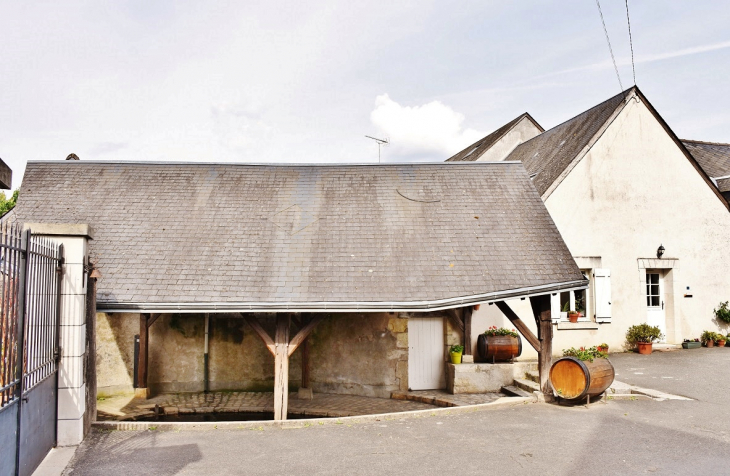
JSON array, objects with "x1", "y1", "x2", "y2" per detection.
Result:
[
  {"x1": 594, "y1": 0, "x2": 623, "y2": 91},
  {"x1": 625, "y1": 0, "x2": 636, "y2": 85}
]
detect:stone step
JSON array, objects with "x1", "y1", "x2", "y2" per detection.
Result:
[
  {"x1": 524, "y1": 372, "x2": 539, "y2": 384},
  {"x1": 514, "y1": 378, "x2": 540, "y2": 393},
  {"x1": 500, "y1": 385, "x2": 532, "y2": 398}
]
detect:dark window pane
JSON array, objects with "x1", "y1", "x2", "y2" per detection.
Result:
[{"x1": 651, "y1": 296, "x2": 660, "y2": 307}]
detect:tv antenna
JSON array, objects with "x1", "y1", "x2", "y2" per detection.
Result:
[{"x1": 365, "y1": 135, "x2": 389, "y2": 163}]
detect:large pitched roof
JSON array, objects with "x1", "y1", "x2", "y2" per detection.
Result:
[
  {"x1": 14, "y1": 161, "x2": 585, "y2": 312},
  {"x1": 682, "y1": 140, "x2": 730, "y2": 192},
  {"x1": 505, "y1": 89, "x2": 631, "y2": 195},
  {"x1": 445, "y1": 113, "x2": 542, "y2": 162}
]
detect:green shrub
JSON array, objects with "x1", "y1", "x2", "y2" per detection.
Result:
[
  {"x1": 714, "y1": 301, "x2": 730, "y2": 324},
  {"x1": 625, "y1": 324, "x2": 663, "y2": 345},
  {"x1": 483, "y1": 326, "x2": 518, "y2": 338},
  {"x1": 700, "y1": 330, "x2": 724, "y2": 344},
  {"x1": 562, "y1": 346, "x2": 607, "y2": 362}
]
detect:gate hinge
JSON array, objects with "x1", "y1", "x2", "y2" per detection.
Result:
[{"x1": 54, "y1": 346, "x2": 62, "y2": 362}]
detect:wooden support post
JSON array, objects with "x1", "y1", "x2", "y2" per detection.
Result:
[
  {"x1": 300, "y1": 314, "x2": 311, "y2": 390},
  {"x1": 529, "y1": 295, "x2": 553, "y2": 401},
  {"x1": 444, "y1": 308, "x2": 464, "y2": 333},
  {"x1": 495, "y1": 302, "x2": 541, "y2": 352},
  {"x1": 239, "y1": 312, "x2": 326, "y2": 411},
  {"x1": 147, "y1": 313, "x2": 162, "y2": 328},
  {"x1": 287, "y1": 314, "x2": 325, "y2": 357},
  {"x1": 85, "y1": 272, "x2": 98, "y2": 427},
  {"x1": 240, "y1": 313, "x2": 276, "y2": 356},
  {"x1": 273, "y1": 314, "x2": 291, "y2": 420},
  {"x1": 463, "y1": 307, "x2": 473, "y2": 355},
  {"x1": 137, "y1": 313, "x2": 149, "y2": 398}
]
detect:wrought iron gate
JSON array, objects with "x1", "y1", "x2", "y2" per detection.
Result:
[{"x1": 0, "y1": 224, "x2": 64, "y2": 476}]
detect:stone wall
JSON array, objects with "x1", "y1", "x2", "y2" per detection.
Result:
[{"x1": 96, "y1": 312, "x2": 411, "y2": 399}]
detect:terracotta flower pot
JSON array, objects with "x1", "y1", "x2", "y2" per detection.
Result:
[
  {"x1": 716, "y1": 340, "x2": 726, "y2": 347},
  {"x1": 567, "y1": 312, "x2": 580, "y2": 323},
  {"x1": 637, "y1": 342, "x2": 652, "y2": 354},
  {"x1": 706, "y1": 340, "x2": 715, "y2": 348}
]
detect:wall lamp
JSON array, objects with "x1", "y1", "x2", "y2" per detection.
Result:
[{"x1": 657, "y1": 244, "x2": 665, "y2": 259}]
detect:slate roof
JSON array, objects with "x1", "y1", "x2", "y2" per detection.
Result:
[
  {"x1": 505, "y1": 89, "x2": 631, "y2": 195},
  {"x1": 14, "y1": 161, "x2": 585, "y2": 312},
  {"x1": 682, "y1": 140, "x2": 730, "y2": 192},
  {"x1": 445, "y1": 113, "x2": 542, "y2": 162}
]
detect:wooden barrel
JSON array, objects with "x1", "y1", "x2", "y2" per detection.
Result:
[
  {"x1": 549, "y1": 357, "x2": 615, "y2": 400},
  {"x1": 477, "y1": 334, "x2": 522, "y2": 362}
]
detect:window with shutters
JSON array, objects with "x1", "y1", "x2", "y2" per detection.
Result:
[{"x1": 558, "y1": 270, "x2": 591, "y2": 322}]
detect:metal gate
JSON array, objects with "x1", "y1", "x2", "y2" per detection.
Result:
[{"x1": 0, "y1": 224, "x2": 64, "y2": 476}]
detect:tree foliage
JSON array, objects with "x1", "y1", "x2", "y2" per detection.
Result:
[{"x1": 0, "y1": 190, "x2": 19, "y2": 217}]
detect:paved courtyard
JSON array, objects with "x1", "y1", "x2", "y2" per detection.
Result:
[{"x1": 62, "y1": 348, "x2": 730, "y2": 475}]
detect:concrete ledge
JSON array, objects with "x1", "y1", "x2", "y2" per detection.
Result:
[
  {"x1": 447, "y1": 361, "x2": 537, "y2": 394},
  {"x1": 556, "y1": 322, "x2": 599, "y2": 330},
  {"x1": 24, "y1": 223, "x2": 93, "y2": 239}
]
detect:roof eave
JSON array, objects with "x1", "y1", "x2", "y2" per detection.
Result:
[{"x1": 97, "y1": 279, "x2": 588, "y2": 314}]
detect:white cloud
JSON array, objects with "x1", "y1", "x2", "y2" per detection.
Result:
[{"x1": 369, "y1": 94, "x2": 484, "y2": 160}]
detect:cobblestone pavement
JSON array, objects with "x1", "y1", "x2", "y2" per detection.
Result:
[
  {"x1": 391, "y1": 390, "x2": 503, "y2": 406},
  {"x1": 97, "y1": 391, "x2": 450, "y2": 420}
]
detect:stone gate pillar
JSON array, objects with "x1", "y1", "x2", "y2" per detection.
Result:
[{"x1": 26, "y1": 224, "x2": 93, "y2": 446}]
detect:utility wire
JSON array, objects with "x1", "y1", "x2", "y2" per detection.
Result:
[
  {"x1": 625, "y1": 0, "x2": 636, "y2": 85},
  {"x1": 594, "y1": 0, "x2": 623, "y2": 91}
]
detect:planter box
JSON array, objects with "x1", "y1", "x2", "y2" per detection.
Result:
[{"x1": 682, "y1": 342, "x2": 701, "y2": 349}]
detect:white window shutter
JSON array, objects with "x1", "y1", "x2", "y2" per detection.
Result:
[
  {"x1": 550, "y1": 294, "x2": 561, "y2": 323},
  {"x1": 594, "y1": 268, "x2": 612, "y2": 322}
]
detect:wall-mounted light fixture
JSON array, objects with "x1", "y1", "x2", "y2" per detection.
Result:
[{"x1": 657, "y1": 244, "x2": 665, "y2": 259}]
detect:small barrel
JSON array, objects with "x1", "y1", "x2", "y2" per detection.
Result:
[
  {"x1": 549, "y1": 356, "x2": 615, "y2": 400},
  {"x1": 477, "y1": 334, "x2": 522, "y2": 362}
]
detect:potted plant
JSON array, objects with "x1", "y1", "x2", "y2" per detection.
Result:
[
  {"x1": 449, "y1": 344, "x2": 464, "y2": 364},
  {"x1": 682, "y1": 338, "x2": 701, "y2": 349},
  {"x1": 597, "y1": 343, "x2": 609, "y2": 353},
  {"x1": 562, "y1": 301, "x2": 581, "y2": 323},
  {"x1": 701, "y1": 330, "x2": 716, "y2": 348},
  {"x1": 625, "y1": 324, "x2": 663, "y2": 354},
  {"x1": 477, "y1": 326, "x2": 522, "y2": 362},
  {"x1": 716, "y1": 333, "x2": 727, "y2": 348}
]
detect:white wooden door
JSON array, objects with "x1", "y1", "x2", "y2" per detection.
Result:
[
  {"x1": 646, "y1": 271, "x2": 666, "y2": 342},
  {"x1": 408, "y1": 318, "x2": 445, "y2": 390}
]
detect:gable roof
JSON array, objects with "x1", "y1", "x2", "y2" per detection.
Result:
[
  {"x1": 14, "y1": 161, "x2": 585, "y2": 313},
  {"x1": 505, "y1": 87, "x2": 730, "y2": 210},
  {"x1": 445, "y1": 113, "x2": 543, "y2": 162},
  {"x1": 505, "y1": 89, "x2": 631, "y2": 196},
  {"x1": 682, "y1": 140, "x2": 730, "y2": 192}
]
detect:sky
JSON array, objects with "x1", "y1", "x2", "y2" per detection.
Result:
[{"x1": 1, "y1": 1, "x2": 729, "y2": 192}]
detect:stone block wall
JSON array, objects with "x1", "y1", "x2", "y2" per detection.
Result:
[{"x1": 96, "y1": 312, "x2": 410, "y2": 399}]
